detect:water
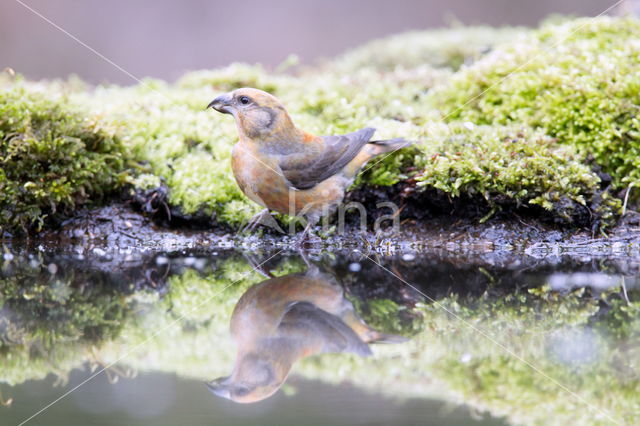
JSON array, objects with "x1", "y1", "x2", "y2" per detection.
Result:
[
  {"x1": 3, "y1": 371, "x2": 502, "y2": 426},
  {"x1": 0, "y1": 245, "x2": 638, "y2": 425}
]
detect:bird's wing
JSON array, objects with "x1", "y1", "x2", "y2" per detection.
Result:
[
  {"x1": 279, "y1": 127, "x2": 376, "y2": 190},
  {"x1": 278, "y1": 301, "x2": 372, "y2": 356}
]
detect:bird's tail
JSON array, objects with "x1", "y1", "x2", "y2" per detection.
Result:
[
  {"x1": 363, "y1": 329, "x2": 410, "y2": 344},
  {"x1": 341, "y1": 309, "x2": 410, "y2": 345},
  {"x1": 342, "y1": 138, "x2": 413, "y2": 179},
  {"x1": 368, "y1": 138, "x2": 412, "y2": 156}
]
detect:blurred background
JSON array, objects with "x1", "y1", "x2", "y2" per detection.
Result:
[{"x1": 0, "y1": 0, "x2": 627, "y2": 84}]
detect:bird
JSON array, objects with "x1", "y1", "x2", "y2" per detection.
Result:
[
  {"x1": 206, "y1": 264, "x2": 407, "y2": 403},
  {"x1": 207, "y1": 88, "x2": 411, "y2": 237}
]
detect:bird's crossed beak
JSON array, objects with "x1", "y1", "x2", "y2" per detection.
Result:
[
  {"x1": 207, "y1": 93, "x2": 233, "y2": 114},
  {"x1": 205, "y1": 376, "x2": 232, "y2": 399}
]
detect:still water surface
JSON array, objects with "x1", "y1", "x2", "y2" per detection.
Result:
[{"x1": 0, "y1": 246, "x2": 638, "y2": 425}]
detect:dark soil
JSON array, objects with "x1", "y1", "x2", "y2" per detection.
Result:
[{"x1": 3, "y1": 200, "x2": 636, "y2": 267}]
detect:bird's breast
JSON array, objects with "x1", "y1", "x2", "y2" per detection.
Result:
[{"x1": 231, "y1": 142, "x2": 347, "y2": 218}]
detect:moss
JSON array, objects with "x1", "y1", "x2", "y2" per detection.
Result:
[
  {"x1": 412, "y1": 124, "x2": 618, "y2": 224},
  {"x1": 176, "y1": 63, "x2": 286, "y2": 93},
  {"x1": 0, "y1": 257, "x2": 133, "y2": 385},
  {"x1": 430, "y1": 17, "x2": 640, "y2": 201},
  {"x1": 331, "y1": 26, "x2": 527, "y2": 72},
  {"x1": 0, "y1": 270, "x2": 129, "y2": 346},
  {"x1": 0, "y1": 85, "x2": 127, "y2": 234},
  {"x1": 65, "y1": 77, "x2": 255, "y2": 226},
  {"x1": 3, "y1": 17, "x2": 640, "y2": 231},
  {"x1": 349, "y1": 297, "x2": 424, "y2": 337},
  {"x1": 162, "y1": 259, "x2": 264, "y2": 324},
  {"x1": 414, "y1": 289, "x2": 638, "y2": 425},
  {"x1": 107, "y1": 17, "x2": 637, "y2": 227},
  {"x1": 64, "y1": 63, "x2": 437, "y2": 227},
  {"x1": 1, "y1": 253, "x2": 638, "y2": 425},
  {"x1": 297, "y1": 286, "x2": 638, "y2": 426},
  {"x1": 0, "y1": 252, "x2": 268, "y2": 385}
]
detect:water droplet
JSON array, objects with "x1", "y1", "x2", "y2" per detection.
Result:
[
  {"x1": 349, "y1": 262, "x2": 361, "y2": 272},
  {"x1": 47, "y1": 263, "x2": 58, "y2": 274},
  {"x1": 402, "y1": 253, "x2": 415, "y2": 261}
]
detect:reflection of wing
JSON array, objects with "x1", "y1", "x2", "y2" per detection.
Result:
[
  {"x1": 278, "y1": 301, "x2": 372, "y2": 357},
  {"x1": 279, "y1": 128, "x2": 375, "y2": 190}
]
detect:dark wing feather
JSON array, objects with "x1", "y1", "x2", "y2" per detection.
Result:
[
  {"x1": 279, "y1": 127, "x2": 375, "y2": 190},
  {"x1": 279, "y1": 301, "x2": 372, "y2": 356}
]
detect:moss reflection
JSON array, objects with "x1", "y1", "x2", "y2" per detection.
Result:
[{"x1": 0, "y1": 251, "x2": 638, "y2": 424}]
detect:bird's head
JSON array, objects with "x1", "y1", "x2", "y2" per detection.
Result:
[
  {"x1": 208, "y1": 88, "x2": 296, "y2": 141},
  {"x1": 206, "y1": 352, "x2": 285, "y2": 403}
]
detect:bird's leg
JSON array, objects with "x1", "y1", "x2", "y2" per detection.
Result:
[
  {"x1": 242, "y1": 208, "x2": 279, "y2": 233},
  {"x1": 297, "y1": 248, "x2": 322, "y2": 276},
  {"x1": 243, "y1": 252, "x2": 274, "y2": 278},
  {"x1": 296, "y1": 217, "x2": 317, "y2": 244},
  {"x1": 300, "y1": 249, "x2": 313, "y2": 269}
]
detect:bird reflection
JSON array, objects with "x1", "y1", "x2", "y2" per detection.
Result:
[{"x1": 206, "y1": 262, "x2": 406, "y2": 403}]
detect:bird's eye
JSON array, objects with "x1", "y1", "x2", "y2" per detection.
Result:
[
  {"x1": 235, "y1": 386, "x2": 250, "y2": 396},
  {"x1": 239, "y1": 96, "x2": 251, "y2": 105}
]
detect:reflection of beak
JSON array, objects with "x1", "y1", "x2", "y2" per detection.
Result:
[
  {"x1": 205, "y1": 377, "x2": 231, "y2": 399},
  {"x1": 207, "y1": 94, "x2": 233, "y2": 114}
]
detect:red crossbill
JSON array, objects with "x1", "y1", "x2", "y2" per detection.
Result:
[
  {"x1": 208, "y1": 88, "x2": 411, "y2": 235},
  {"x1": 206, "y1": 266, "x2": 406, "y2": 403}
]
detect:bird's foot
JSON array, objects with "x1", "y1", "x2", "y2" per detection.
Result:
[
  {"x1": 294, "y1": 221, "x2": 317, "y2": 247},
  {"x1": 242, "y1": 209, "x2": 284, "y2": 234},
  {"x1": 243, "y1": 252, "x2": 274, "y2": 278}
]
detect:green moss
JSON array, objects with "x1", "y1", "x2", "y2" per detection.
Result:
[
  {"x1": 119, "y1": 17, "x2": 635, "y2": 227},
  {"x1": 414, "y1": 289, "x2": 637, "y2": 425},
  {"x1": 4, "y1": 17, "x2": 640, "y2": 230},
  {"x1": 75, "y1": 77, "x2": 260, "y2": 226},
  {"x1": 332, "y1": 26, "x2": 527, "y2": 72},
  {"x1": 430, "y1": 17, "x2": 640, "y2": 199},
  {"x1": 413, "y1": 124, "x2": 618, "y2": 223},
  {"x1": 176, "y1": 63, "x2": 286, "y2": 93},
  {"x1": 0, "y1": 85, "x2": 127, "y2": 233},
  {"x1": 162, "y1": 260, "x2": 264, "y2": 324},
  {"x1": 298, "y1": 286, "x2": 638, "y2": 426},
  {"x1": 0, "y1": 258, "x2": 132, "y2": 385},
  {"x1": 64, "y1": 63, "x2": 436, "y2": 227},
  {"x1": 349, "y1": 297, "x2": 424, "y2": 337},
  {"x1": 0, "y1": 271, "x2": 129, "y2": 346},
  {"x1": 1, "y1": 253, "x2": 638, "y2": 425}
]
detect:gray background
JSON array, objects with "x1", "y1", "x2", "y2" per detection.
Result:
[{"x1": 0, "y1": 0, "x2": 622, "y2": 84}]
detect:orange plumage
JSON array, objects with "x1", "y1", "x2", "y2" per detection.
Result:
[
  {"x1": 208, "y1": 88, "x2": 411, "y2": 235},
  {"x1": 206, "y1": 265, "x2": 406, "y2": 403}
]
